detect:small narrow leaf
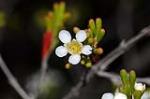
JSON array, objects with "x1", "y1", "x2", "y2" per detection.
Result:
[
  {"x1": 96, "y1": 18, "x2": 102, "y2": 30},
  {"x1": 89, "y1": 19, "x2": 95, "y2": 37},
  {"x1": 129, "y1": 70, "x2": 136, "y2": 92},
  {"x1": 120, "y1": 69, "x2": 129, "y2": 85},
  {"x1": 96, "y1": 18, "x2": 104, "y2": 42},
  {"x1": 96, "y1": 29, "x2": 105, "y2": 42}
]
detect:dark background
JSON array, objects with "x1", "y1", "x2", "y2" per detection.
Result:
[{"x1": 0, "y1": 0, "x2": 150, "y2": 99}]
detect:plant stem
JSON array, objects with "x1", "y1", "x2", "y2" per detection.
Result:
[{"x1": 0, "y1": 55, "x2": 34, "y2": 99}]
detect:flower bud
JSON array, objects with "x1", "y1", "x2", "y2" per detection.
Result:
[
  {"x1": 81, "y1": 60, "x2": 85, "y2": 65},
  {"x1": 134, "y1": 83, "x2": 146, "y2": 91},
  {"x1": 85, "y1": 62, "x2": 92, "y2": 68},
  {"x1": 88, "y1": 37, "x2": 94, "y2": 44},
  {"x1": 65, "y1": 63, "x2": 71, "y2": 69},
  {"x1": 73, "y1": 27, "x2": 80, "y2": 33},
  {"x1": 94, "y1": 48, "x2": 103, "y2": 55}
]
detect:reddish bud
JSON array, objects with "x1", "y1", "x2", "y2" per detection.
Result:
[{"x1": 42, "y1": 31, "x2": 53, "y2": 59}]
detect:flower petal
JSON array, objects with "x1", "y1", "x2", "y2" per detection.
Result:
[
  {"x1": 59, "y1": 30, "x2": 71, "y2": 43},
  {"x1": 141, "y1": 92, "x2": 150, "y2": 99},
  {"x1": 81, "y1": 45, "x2": 92, "y2": 55},
  {"x1": 134, "y1": 83, "x2": 146, "y2": 91},
  {"x1": 68, "y1": 55, "x2": 81, "y2": 65},
  {"x1": 101, "y1": 93, "x2": 114, "y2": 99},
  {"x1": 76, "y1": 30, "x2": 87, "y2": 42},
  {"x1": 114, "y1": 93, "x2": 127, "y2": 99},
  {"x1": 55, "y1": 46, "x2": 68, "y2": 57}
]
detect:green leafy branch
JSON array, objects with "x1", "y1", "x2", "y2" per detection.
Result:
[
  {"x1": 88, "y1": 18, "x2": 105, "y2": 47},
  {"x1": 45, "y1": 2, "x2": 70, "y2": 37},
  {"x1": 120, "y1": 69, "x2": 145, "y2": 99},
  {"x1": 63, "y1": 25, "x2": 150, "y2": 99}
]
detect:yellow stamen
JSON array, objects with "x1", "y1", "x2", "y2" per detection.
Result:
[{"x1": 66, "y1": 40, "x2": 83, "y2": 55}]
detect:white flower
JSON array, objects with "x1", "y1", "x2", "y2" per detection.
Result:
[
  {"x1": 141, "y1": 91, "x2": 150, "y2": 99},
  {"x1": 101, "y1": 92, "x2": 127, "y2": 99},
  {"x1": 134, "y1": 83, "x2": 146, "y2": 91},
  {"x1": 102, "y1": 93, "x2": 114, "y2": 99},
  {"x1": 114, "y1": 92, "x2": 127, "y2": 99},
  {"x1": 55, "y1": 30, "x2": 92, "y2": 65}
]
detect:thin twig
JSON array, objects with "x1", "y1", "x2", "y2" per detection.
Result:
[
  {"x1": 37, "y1": 53, "x2": 50, "y2": 97},
  {"x1": 40, "y1": 55, "x2": 49, "y2": 83},
  {"x1": 97, "y1": 71, "x2": 150, "y2": 86},
  {"x1": 137, "y1": 78, "x2": 150, "y2": 85},
  {"x1": 86, "y1": 25, "x2": 150, "y2": 82},
  {"x1": 0, "y1": 55, "x2": 34, "y2": 99},
  {"x1": 63, "y1": 25, "x2": 150, "y2": 99},
  {"x1": 40, "y1": 48, "x2": 52, "y2": 83},
  {"x1": 63, "y1": 75, "x2": 85, "y2": 99},
  {"x1": 97, "y1": 71, "x2": 120, "y2": 85}
]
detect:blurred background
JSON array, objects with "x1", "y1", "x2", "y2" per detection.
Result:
[{"x1": 0, "y1": 0, "x2": 150, "y2": 99}]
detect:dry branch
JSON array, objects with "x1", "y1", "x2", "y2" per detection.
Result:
[{"x1": 63, "y1": 25, "x2": 150, "y2": 99}]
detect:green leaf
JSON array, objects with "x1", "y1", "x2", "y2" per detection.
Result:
[
  {"x1": 129, "y1": 70, "x2": 136, "y2": 92},
  {"x1": 44, "y1": 2, "x2": 70, "y2": 52},
  {"x1": 89, "y1": 19, "x2": 95, "y2": 37},
  {"x1": 120, "y1": 69, "x2": 133, "y2": 96},
  {"x1": 96, "y1": 18, "x2": 105, "y2": 42},
  {"x1": 96, "y1": 18, "x2": 102, "y2": 30},
  {"x1": 133, "y1": 90, "x2": 143, "y2": 99},
  {"x1": 95, "y1": 18, "x2": 102, "y2": 41},
  {"x1": 120, "y1": 85, "x2": 131, "y2": 96},
  {"x1": 120, "y1": 69, "x2": 129, "y2": 85},
  {"x1": 53, "y1": 2, "x2": 65, "y2": 36},
  {"x1": 45, "y1": 12, "x2": 53, "y2": 31},
  {"x1": 88, "y1": 18, "x2": 105, "y2": 44},
  {"x1": 96, "y1": 29, "x2": 105, "y2": 42}
]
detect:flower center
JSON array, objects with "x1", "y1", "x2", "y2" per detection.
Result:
[{"x1": 66, "y1": 40, "x2": 83, "y2": 55}]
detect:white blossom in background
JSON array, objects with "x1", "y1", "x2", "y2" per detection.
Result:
[
  {"x1": 101, "y1": 93, "x2": 114, "y2": 99},
  {"x1": 101, "y1": 92, "x2": 127, "y2": 99},
  {"x1": 55, "y1": 30, "x2": 92, "y2": 65},
  {"x1": 141, "y1": 91, "x2": 150, "y2": 99},
  {"x1": 114, "y1": 92, "x2": 127, "y2": 99},
  {"x1": 134, "y1": 82, "x2": 146, "y2": 91}
]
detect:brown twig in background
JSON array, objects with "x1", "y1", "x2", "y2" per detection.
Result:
[
  {"x1": 97, "y1": 71, "x2": 120, "y2": 85},
  {"x1": 62, "y1": 25, "x2": 150, "y2": 99},
  {"x1": 137, "y1": 77, "x2": 150, "y2": 85},
  {"x1": 0, "y1": 55, "x2": 34, "y2": 99},
  {"x1": 0, "y1": 25, "x2": 150, "y2": 99},
  {"x1": 97, "y1": 71, "x2": 150, "y2": 85},
  {"x1": 40, "y1": 54, "x2": 49, "y2": 83},
  {"x1": 62, "y1": 75, "x2": 85, "y2": 99},
  {"x1": 87, "y1": 25, "x2": 150, "y2": 81}
]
